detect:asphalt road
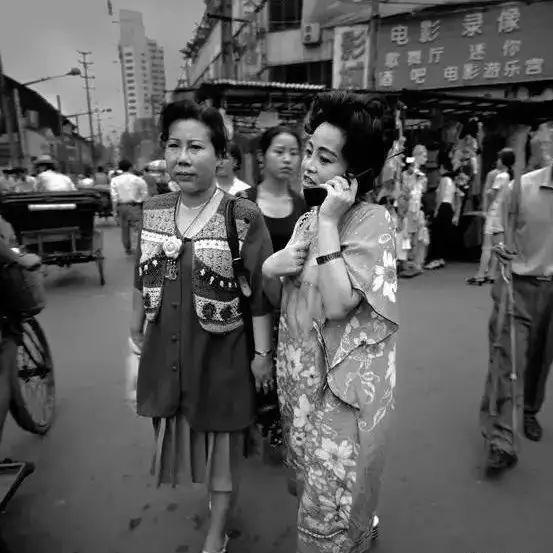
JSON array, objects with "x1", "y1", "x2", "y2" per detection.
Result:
[{"x1": 2, "y1": 220, "x2": 553, "y2": 553}]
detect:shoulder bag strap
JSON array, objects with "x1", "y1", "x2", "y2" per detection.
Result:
[{"x1": 225, "y1": 199, "x2": 254, "y2": 353}]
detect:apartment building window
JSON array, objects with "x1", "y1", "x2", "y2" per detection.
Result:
[{"x1": 269, "y1": 0, "x2": 303, "y2": 32}]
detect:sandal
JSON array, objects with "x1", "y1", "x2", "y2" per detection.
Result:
[{"x1": 466, "y1": 276, "x2": 486, "y2": 286}]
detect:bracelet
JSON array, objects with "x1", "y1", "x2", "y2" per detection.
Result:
[
  {"x1": 254, "y1": 349, "x2": 273, "y2": 358},
  {"x1": 316, "y1": 251, "x2": 342, "y2": 265}
]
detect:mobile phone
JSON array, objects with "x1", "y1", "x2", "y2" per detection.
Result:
[
  {"x1": 303, "y1": 172, "x2": 356, "y2": 207},
  {"x1": 303, "y1": 186, "x2": 327, "y2": 207}
]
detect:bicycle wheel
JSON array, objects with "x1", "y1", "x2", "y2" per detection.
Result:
[{"x1": 9, "y1": 318, "x2": 55, "y2": 435}]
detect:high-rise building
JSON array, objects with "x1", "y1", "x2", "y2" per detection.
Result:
[{"x1": 118, "y1": 9, "x2": 166, "y2": 131}]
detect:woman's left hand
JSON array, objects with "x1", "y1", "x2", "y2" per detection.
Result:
[
  {"x1": 319, "y1": 176, "x2": 358, "y2": 224},
  {"x1": 251, "y1": 353, "x2": 274, "y2": 393}
]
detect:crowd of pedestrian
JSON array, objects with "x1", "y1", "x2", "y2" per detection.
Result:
[{"x1": 0, "y1": 88, "x2": 551, "y2": 553}]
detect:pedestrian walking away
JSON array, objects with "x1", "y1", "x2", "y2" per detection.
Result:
[
  {"x1": 467, "y1": 148, "x2": 515, "y2": 286},
  {"x1": 425, "y1": 157, "x2": 463, "y2": 271},
  {"x1": 128, "y1": 99, "x2": 274, "y2": 553},
  {"x1": 480, "y1": 163, "x2": 553, "y2": 475},
  {"x1": 110, "y1": 159, "x2": 148, "y2": 255},
  {"x1": 263, "y1": 91, "x2": 398, "y2": 553}
]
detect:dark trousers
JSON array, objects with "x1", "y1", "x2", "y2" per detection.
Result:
[
  {"x1": 480, "y1": 276, "x2": 553, "y2": 453},
  {"x1": 430, "y1": 202, "x2": 454, "y2": 261},
  {"x1": 118, "y1": 203, "x2": 142, "y2": 253},
  {"x1": 0, "y1": 334, "x2": 16, "y2": 443}
]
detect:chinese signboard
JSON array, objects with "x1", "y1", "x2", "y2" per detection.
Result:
[
  {"x1": 376, "y1": 1, "x2": 553, "y2": 90},
  {"x1": 333, "y1": 25, "x2": 370, "y2": 89}
]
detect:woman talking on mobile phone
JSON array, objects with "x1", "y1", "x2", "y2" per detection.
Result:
[{"x1": 263, "y1": 91, "x2": 399, "y2": 553}]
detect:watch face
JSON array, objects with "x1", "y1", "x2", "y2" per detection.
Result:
[{"x1": 303, "y1": 186, "x2": 327, "y2": 207}]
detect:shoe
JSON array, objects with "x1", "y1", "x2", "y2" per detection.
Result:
[
  {"x1": 466, "y1": 276, "x2": 486, "y2": 286},
  {"x1": 524, "y1": 413, "x2": 543, "y2": 441},
  {"x1": 424, "y1": 259, "x2": 445, "y2": 270},
  {"x1": 485, "y1": 445, "x2": 518, "y2": 476},
  {"x1": 201, "y1": 534, "x2": 229, "y2": 553}
]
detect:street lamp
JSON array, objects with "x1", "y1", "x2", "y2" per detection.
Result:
[{"x1": 21, "y1": 67, "x2": 81, "y2": 87}]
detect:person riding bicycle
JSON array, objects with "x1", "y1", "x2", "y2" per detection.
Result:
[{"x1": 0, "y1": 215, "x2": 41, "y2": 450}]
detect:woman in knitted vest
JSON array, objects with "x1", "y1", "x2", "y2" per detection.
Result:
[{"x1": 129, "y1": 100, "x2": 274, "y2": 553}]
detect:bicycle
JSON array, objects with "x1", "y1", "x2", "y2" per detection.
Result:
[{"x1": 7, "y1": 315, "x2": 55, "y2": 435}]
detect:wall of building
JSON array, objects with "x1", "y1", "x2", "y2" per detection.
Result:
[
  {"x1": 266, "y1": 27, "x2": 332, "y2": 66},
  {"x1": 189, "y1": 22, "x2": 222, "y2": 85}
]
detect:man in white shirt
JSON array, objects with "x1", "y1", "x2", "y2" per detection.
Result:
[
  {"x1": 110, "y1": 159, "x2": 148, "y2": 254},
  {"x1": 216, "y1": 142, "x2": 250, "y2": 195},
  {"x1": 35, "y1": 155, "x2": 76, "y2": 192}
]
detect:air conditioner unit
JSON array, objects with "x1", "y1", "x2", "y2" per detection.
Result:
[{"x1": 302, "y1": 23, "x2": 321, "y2": 45}]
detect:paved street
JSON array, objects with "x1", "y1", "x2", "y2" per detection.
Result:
[{"x1": 3, "y1": 220, "x2": 553, "y2": 553}]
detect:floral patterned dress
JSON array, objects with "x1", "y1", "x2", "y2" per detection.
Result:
[{"x1": 276, "y1": 202, "x2": 399, "y2": 553}]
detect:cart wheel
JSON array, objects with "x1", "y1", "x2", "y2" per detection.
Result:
[
  {"x1": 9, "y1": 318, "x2": 55, "y2": 435},
  {"x1": 97, "y1": 256, "x2": 105, "y2": 286}
]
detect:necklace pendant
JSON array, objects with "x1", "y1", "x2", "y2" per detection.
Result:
[{"x1": 165, "y1": 259, "x2": 178, "y2": 280}]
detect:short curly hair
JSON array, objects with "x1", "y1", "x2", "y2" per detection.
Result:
[
  {"x1": 304, "y1": 91, "x2": 394, "y2": 195},
  {"x1": 159, "y1": 100, "x2": 227, "y2": 158}
]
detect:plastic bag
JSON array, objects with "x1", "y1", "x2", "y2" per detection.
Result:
[{"x1": 125, "y1": 337, "x2": 141, "y2": 412}]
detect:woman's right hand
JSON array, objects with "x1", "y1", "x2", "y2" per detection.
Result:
[{"x1": 263, "y1": 240, "x2": 309, "y2": 278}]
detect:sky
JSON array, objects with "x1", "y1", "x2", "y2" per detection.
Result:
[{"x1": 0, "y1": 0, "x2": 205, "y2": 141}]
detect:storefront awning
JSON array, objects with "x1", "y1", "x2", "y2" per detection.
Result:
[{"x1": 187, "y1": 80, "x2": 553, "y2": 126}]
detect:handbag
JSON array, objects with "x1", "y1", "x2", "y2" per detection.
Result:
[{"x1": 224, "y1": 199, "x2": 280, "y2": 433}]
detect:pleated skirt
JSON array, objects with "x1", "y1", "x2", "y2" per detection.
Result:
[{"x1": 151, "y1": 413, "x2": 244, "y2": 492}]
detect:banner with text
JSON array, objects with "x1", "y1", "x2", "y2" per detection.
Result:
[
  {"x1": 333, "y1": 25, "x2": 370, "y2": 89},
  {"x1": 376, "y1": 1, "x2": 553, "y2": 90}
]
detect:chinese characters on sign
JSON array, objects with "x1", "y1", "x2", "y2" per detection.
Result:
[
  {"x1": 376, "y1": 1, "x2": 552, "y2": 90},
  {"x1": 333, "y1": 25, "x2": 370, "y2": 89}
]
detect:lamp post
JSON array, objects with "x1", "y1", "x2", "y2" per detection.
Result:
[{"x1": 20, "y1": 67, "x2": 81, "y2": 87}]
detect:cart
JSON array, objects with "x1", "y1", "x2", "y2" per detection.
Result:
[{"x1": 0, "y1": 191, "x2": 105, "y2": 285}]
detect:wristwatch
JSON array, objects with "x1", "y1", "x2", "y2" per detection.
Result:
[{"x1": 316, "y1": 251, "x2": 342, "y2": 265}]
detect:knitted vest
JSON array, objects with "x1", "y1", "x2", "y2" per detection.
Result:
[{"x1": 138, "y1": 191, "x2": 255, "y2": 333}]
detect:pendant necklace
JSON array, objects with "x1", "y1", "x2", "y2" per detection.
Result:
[{"x1": 165, "y1": 188, "x2": 217, "y2": 280}]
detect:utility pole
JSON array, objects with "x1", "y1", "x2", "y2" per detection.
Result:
[
  {"x1": 220, "y1": 0, "x2": 234, "y2": 79},
  {"x1": 77, "y1": 51, "x2": 95, "y2": 165},
  {"x1": 368, "y1": 0, "x2": 380, "y2": 90},
  {"x1": 96, "y1": 110, "x2": 103, "y2": 148},
  {"x1": 0, "y1": 51, "x2": 17, "y2": 166},
  {"x1": 56, "y1": 94, "x2": 66, "y2": 172}
]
